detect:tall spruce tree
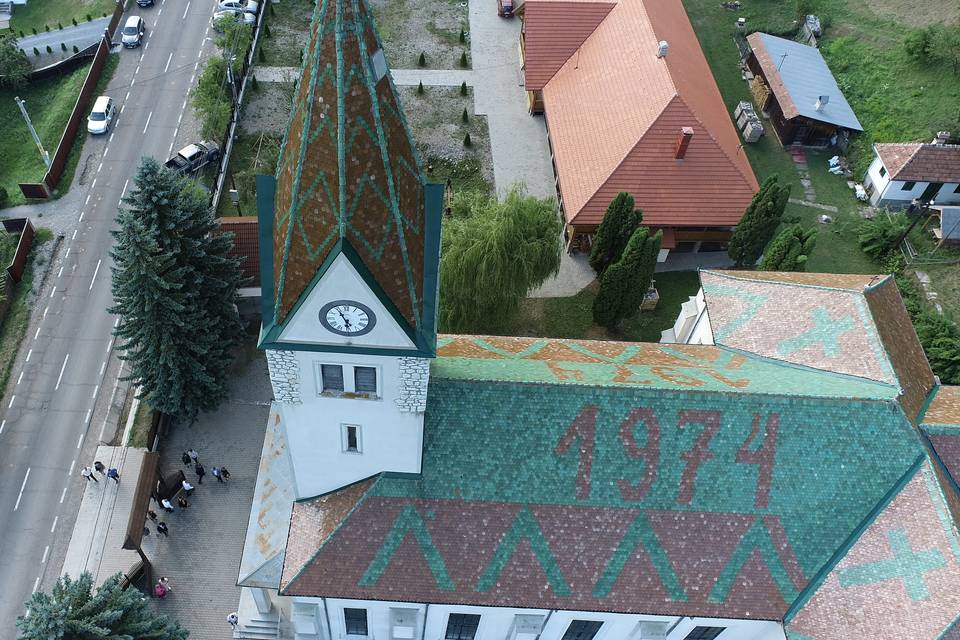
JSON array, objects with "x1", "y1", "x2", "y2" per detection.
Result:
[
  {"x1": 759, "y1": 224, "x2": 817, "y2": 271},
  {"x1": 728, "y1": 175, "x2": 791, "y2": 267},
  {"x1": 110, "y1": 158, "x2": 242, "y2": 421},
  {"x1": 589, "y1": 192, "x2": 642, "y2": 275},
  {"x1": 592, "y1": 227, "x2": 662, "y2": 329},
  {"x1": 18, "y1": 572, "x2": 188, "y2": 640}
]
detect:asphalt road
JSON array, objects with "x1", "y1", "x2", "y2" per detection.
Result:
[
  {"x1": 0, "y1": 0, "x2": 219, "y2": 630},
  {"x1": 17, "y1": 17, "x2": 111, "y2": 55}
]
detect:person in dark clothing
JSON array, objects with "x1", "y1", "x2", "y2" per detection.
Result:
[
  {"x1": 106, "y1": 468, "x2": 120, "y2": 484},
  {"x1": 195, "y1": 462, "x2": 206, "y2": 484},
  {"x1": 157, "y1": 522, "x2": 169, "y2": 537},
  {"x1": 94, "y1": 461, "x2": 106, "y2": 475},
  {"x1": 181, "y1": 451, "x2": 191, "y2": 466},
  {"x1": 177, "y1": 495, "x2": 189, "y2": 508},
  {"x1": 147, "y1": 509, "x2": 158, "y2": 521},
  {"x1": 220, "y1": 467, "x2": 231, "y2": 481},
  {"x1": 212, "y1": 467, "x2": 224, "y2": 483}
]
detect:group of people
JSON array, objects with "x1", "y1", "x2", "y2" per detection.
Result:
[
  {"x1": 79, "y1": 461, "x2": 120, "y2": 484},
  {"x1": 180, "y1": 447, "x2": 231, "y2": 486}
]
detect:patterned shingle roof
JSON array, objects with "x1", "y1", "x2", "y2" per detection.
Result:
[
  {"x1": 263, "y1": 0, "x2": 441, "y2": 354},
  {"x1": 875, "y1": 143, "x2": 960, "y2": 183},
  {"x1": 281, "y1": 338, "x2": 924, "y2": 620}
]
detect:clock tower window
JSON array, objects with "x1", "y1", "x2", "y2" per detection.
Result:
[
  {"x1": 342, "y1": 424, "x2": 362, "y2": 453},
  {"x1": 354, "y1": 366, "x2": 377, "y2": 396},
  {"x1": 320, "y1": 364, "x2": 345, "y2": 393}
]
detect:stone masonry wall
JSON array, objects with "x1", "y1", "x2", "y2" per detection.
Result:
[
  {"x1": 267, "y1": 350, "x2": 302, "y2": 405},
  {"x1": 396, "y1": 357, "x2": 429, "y2": 412}
]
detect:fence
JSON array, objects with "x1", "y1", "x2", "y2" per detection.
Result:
[
  {"x1": 0, "y1": 218, "x2": 36, "y2": 326},
  {"x1": 17, "y1": 0, "x2": 125, "y2": 199},
  {"x1": 209, "y1": 1, "x2": 269, "y2": 212}
]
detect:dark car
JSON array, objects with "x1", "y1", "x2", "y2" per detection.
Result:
[
  {"x1": 137, "y1": 0, "x2": 154, "y2": 7},
  {"x1": 497, "y1": 0, "x2": 513, "y2": 17}
]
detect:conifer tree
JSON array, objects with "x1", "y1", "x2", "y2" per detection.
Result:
[
  {"x1": 110, "y1": 158, "x2": 243, "y2": 421},
  {"x1": 592, "y1": 227, "x2": 662, "y2": 328},
  {"x1": 728, "y1": 174, "x2": 791, "y2": 267},
  {"x1": 759, "y1": 224, "x2": 817, "y2": 271},
  {"x1": 18, "y1": 572, "x2": 188, "y2": 640},
  {"x1": 589, "y1": 192, "x2": 642, "y2": 275}
]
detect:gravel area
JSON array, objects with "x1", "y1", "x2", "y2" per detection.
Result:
[
  {"x1": 241, "y1": 80, "x2": 295, "y2": 134},
  {"x1": 259, "y1": 0, "x2": 314, "y2": 68},
  {"x1": 369, "y1": 0, "x2": 469, "y2": 69},
  {"x1": 399, "y1": 85, "x2": 493, "y2": 188}
]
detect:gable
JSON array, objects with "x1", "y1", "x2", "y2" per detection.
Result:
[
  {"x1": 522, "y1": 0, "x2": 615, "y2": 91},
  {"x1": 277, "y1": 253, "x2": 417, "y2": 350}
]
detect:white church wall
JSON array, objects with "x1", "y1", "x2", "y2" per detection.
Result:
[{"x1": 280, "y1": 349, "x2": 426, "y2": 499}]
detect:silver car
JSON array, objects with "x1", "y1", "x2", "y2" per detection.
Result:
[
  {"x1": 211, "y1": 9, "x2": 255, "y2": 29},
  {"x1": 87, "y1": 96, "x2": 115, "y2": 135},
  {"x1": 217, "y1": 0, "x2": 258, "y2": 14},
  {"x1": 121, "y1": 16, "x2": 146, "y2": 48}
]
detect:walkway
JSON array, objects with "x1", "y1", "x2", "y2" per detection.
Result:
[
  {"x1": 390, "y1": 68, "x2": 474, "y2": 88},
  {"x1": 17, "y1": 17, "x2": 110, "y2": 56},
  {"x1": 252, "y1": 65, "x2": 298, "y2": 82}
]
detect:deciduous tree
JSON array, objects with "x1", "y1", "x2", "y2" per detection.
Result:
[
  {"x1": 0, "y1": 33, "x2": 32, "y2": 89},
  {"x1": 589, "y1": 192, "x2": 642, "y2": 275}
]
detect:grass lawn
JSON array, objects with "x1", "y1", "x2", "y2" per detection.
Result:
[
  {"x1": 0, "y1": 228, "x2": 54, "y2": 401},
  {"x1": 9, "y1": 0, "x2": 116, "y2": 35},
  {"x1": 258, "y1": 0, "x2": 314, "y2": 68},
  {"x1": 217, "y1": 131, "x2": 281, "y2": 217},
  {"x1": 424, "y1": 156, "x2": 492, "y2": 195},
  {"x1": 510, "y1": 271, "x2": 701, "y2": 343},
  {"x1": 128, "y1": 400, "x2": 154, "y2": 448}
]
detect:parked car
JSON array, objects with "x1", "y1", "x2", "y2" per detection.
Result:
[
  {"x1": 121, "y1": 16, "x2": 146, "y2": 47},
  {"x1": 164, "y1": 141, "x2": 221, "y2": 176},
  {"x1": 217, "y1": 0, "x2": 258, "y2": 14},
  {"x1": 87, "y1": 96, "x2": 116, "y2": 135},
  {"x1": 497, "y1": 0, "x2": 513, "y2": 17},
  {"x1": 136, "y1": 0, "x2": 154, "y2": 7},
  {"x1": 211, "y1": 9, "x2": 256, "y2": 29}
]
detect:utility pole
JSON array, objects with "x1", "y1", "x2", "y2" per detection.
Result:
[{"x1": 15, "y1": 97, "x2": 51, "y2": 170}]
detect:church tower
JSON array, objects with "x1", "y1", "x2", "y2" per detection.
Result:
[{"x1": 255, "y1": 0, "x2": 442, "y2": 499}]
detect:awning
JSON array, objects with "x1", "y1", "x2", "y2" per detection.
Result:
[{"x1": 123, "y1": 452, "x2": 159, "y2": 551}]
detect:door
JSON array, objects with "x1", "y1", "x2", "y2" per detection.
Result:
[{"x1": 920, "y1": 182, "x2": 943, "y2": 202}]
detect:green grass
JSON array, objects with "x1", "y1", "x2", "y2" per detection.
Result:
[
  {"x1": 217, "y1": 131, "x2": 281, "y2": 217},
  {"x1": 9, "y1": 0, "x2": 116, "y2": 35},
  {"x1": 424, "y1": 156, "x2": 492, "y2": 195},
  {"x1": 128, "y1": 400, "x2": 154, "y2": 448},
  {"x1": 0, "y1": 229, "x2": 53, "y2": 401},
  {"x1": 258, "y1": 0, "x2": 315, "y2": 68},
  {"x1": 510, "y1": 271, "x2": 702, "y2": 343}
]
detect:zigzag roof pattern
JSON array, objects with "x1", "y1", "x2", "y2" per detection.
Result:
[{"x1": 265, "y1": 0, "x2": 440, "y2": 354}]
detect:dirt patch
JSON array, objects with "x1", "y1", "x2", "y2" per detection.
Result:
[
  {"x1": 369, "y1": 0, "x2": 469, "y2": 69},
  {"x1": 242, "y1": 81, "x2": 295, "y2": 133},
  {"x1": 864, "y1": 0, "x2": 959, "y2": 26},
  {"x1": 399, "y1": 85, "x2": 493, "y2": 191},
  {"x1": 259, "y1": 0, "x2": 314, "y2": 68}
]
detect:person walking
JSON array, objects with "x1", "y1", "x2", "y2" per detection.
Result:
[
  {"x1": 194, "y1": 462, "x2": 206, "y2": 484},
  {"x1": 156, "y1": 521, "x2": 169, "y2": 537},
  {"x1": 177, "y1": 495, "x2": 189, "y2": 508},
  {"x1": 147, "y1": 509, "x2": 158, "y2": 521},
  {"x1": 161, "y1": 498, "x2": 174, "y2": 513},
  {"x1": 220, "y1": 467, "x2": 231, "y2": 482},
  {"x1": 93, "y1": 461, "x2": 106, "y2": 476},
  {"x1": 159, "y1": 576, "x2": 172, "y2": 592},
  {"x1": 187, "y1": 448, "x2": 200, "y2": 464},
  {"x1": 181, "y1": 451, "x2": 191, "y2": 466},
  {"x1": 227, "y1": 612, "x2": 239, "y2": 630},
  {"x1": 106, "y1": 468, "x2": 120, "y2": 484},
  {"x1": 182, "y1": 479, "x2": 194, "y2": 495},
  {"x1": 80, "y1": 466, "x2": 98, "y2": 483},
  {"x1": 212, "y1": 466, "x2": 224, "y2": 483}
]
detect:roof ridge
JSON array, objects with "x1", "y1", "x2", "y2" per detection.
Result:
[
  {"x1": 702, "y1": 269, "x2": 887, "y2": 293},
  {"x1": 670, "y1": 94, "x2": 755, "y2": 190},
  {"x1": 530, "y1": 0, "x2": 617, "y2": 90}
]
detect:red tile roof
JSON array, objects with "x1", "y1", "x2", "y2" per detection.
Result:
[
  {"x1": 537, "y1": 0, "x2": 758, "y2": 228},
  {"x1": 875, "y1": 143, "x2": 960, "y2": 183},
  {"x1": 216, "y1": 217, "x2": 260, "y2": 286},
  {"x1": 522, "y1": 0, "x2": 615, "y2": 91}
]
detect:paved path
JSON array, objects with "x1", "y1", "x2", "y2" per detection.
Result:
[
  {"x1": 391, "y1": 68, "x2": 474, "y2": 87},
  {"x1": 17, "y1": 17, "x2": 110, "y2": 55},
  {"x1": 252, "y1": 65, "x2": 298, "y2": 82},
  {"x1": 788, "y1": 197, "x2": 839, "y2": 213},
  {"x1": 0, "y1": 0, "x2": 218, "y2": 629}
]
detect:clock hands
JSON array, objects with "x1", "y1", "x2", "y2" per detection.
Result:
[{"x1": 336, "y1": 307, "x2": 353, "y2": 329}]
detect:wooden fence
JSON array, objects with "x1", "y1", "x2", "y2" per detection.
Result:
[{"x1": 17, "y1": 0, "x2": 126, "y2": 199}]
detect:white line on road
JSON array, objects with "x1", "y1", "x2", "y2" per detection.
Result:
[
  {"x1": 65, "y1": 247, "x2": 71, "y2": 259},
  {"x1": 142, "y1": 111, "x2": 153, "y2": 134},
  {"x1": 121, "y1": 101, "x2": 126, "y2": 113},
  {"x1": 85, "y1": 408, "x2": 92, "y2": 424},
  {"x1": 14, "y1": 468, "x2": 30, "y2": 511},
  {"x1": 72, "y1": 229, "x2": 78, "y2": 240},
  {"x1": 17, "y1": 371, "x2": 23, "y2": 385},
  {"x1": 125, "y1": 90, "x2": 130, "y2": 103},
  {"x1": 90, "y1": 178, "x2": 96, "y2": 190},
  {"x1": 91, "y1": 384, "x2": 99, "y2": 399},
  {"x1": 76, "y1": 432, "x2": 83, "y2": 449},
  {"x1": 99, "y1": 361, "x2": 106, "y2": 376},
  {"x1": 189, "y1": 73, "x2": 195, "y2": 84},
  {"x1": 78, "y1": 209, "x2": 85, "y2": 223},
  {"x1": 97, "y1": 161, "x2": 103, "y2": 173},
  {"x1": 168, "y1": 140, "x2": 175, "y2": 156},
  {"x1": 57, "y1": 266, "x2": 63, "y2": 278},
  {"x1": 109, "y1": 132, "x2": 114, "y2": 144},
  {"x1": 121, "y1": 178, "x2": 130, "y2": 199},
  {"x1": 51, "y1": 514, "x2": 59, "y2": 531},
  {"x1": 34, "y1": 327, "x2": 40, "y2": 339},
  {"x1": 89, "y1": 259, "x2": 102, "y2": 290},
  {"x1": 182, "y1": 1, "x2": 190, "y2": 18},
  {"x1": 8, "y1": 395, "x2": 14, "y2": 409},
  {"x1": 103, "y1": 146, "x2": 109, "y2": 158},
  {"x1": 114, "y1": 318, "x2": 120, "y2": 328},
  {"x1": 50, "y1": 286, "x2": 56, "y2": 299},
  {"x1": 32, "y1": 577, "x2": 39, "y2": 594},
  {"x1": 0, "y1": 420, "x2": 5, "y2": 435},
  {"x1": 158, "y1": 6, "x2": 162, "y2": 14},
  {"x1": 25, "y1": 349, "x2": 31, "y2": 362},
  {"x1": 165, "y1": 51, "x2": 173, "y2": 73},
  {"x1": 182, "y1": 98, "x2": 188, "y2": 111},
  {"x1": 144, "y1": 41, "x2": 149, "y2": 50},
  {"x1": 178, "y1": 112, "x2": 183, "y2": 124},
  {"x1": 41, "y1": 546, "x2": 49, "y2": 564},
  {"x1": 106, "y1": 338, "x2": 115, "y2": 354},
  {"x1": 197, "y1": 47, "x2": 203, "y2": 59},
  {"x1": 85, "y1": 194, "x2": 91, "y2": 205},
  {"x1": 135, "y1": 64, "x2": 141, "y2": 75},
  {"x1": 129, "y1": 77, "x2": 135, "y2": 87},
  {"x1": 55, "y1": 354, "x2": 69, "y2": 390},
  {"x1": 42, "y1": 306, "x2": 48, "y2": 319}
]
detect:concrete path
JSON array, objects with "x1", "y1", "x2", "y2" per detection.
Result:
[
  {"x1": 788, "y1": 197, "x2": 839, "y2": 213},
  {"x1": 655, "y1": 251, "x2": 733, "y2": 272},
  {"x1": 253, "y1": 65, "x2": 298, "y2": 82},
  {"x1": 391, "y1": 68, "x2": 474, "y2": 87},
  {"x1": 18, "y1": 17, "x2": 110, "y2": 55},
  {"x1": 529, "y1": 252, "x2": 594, "y2": 298}
]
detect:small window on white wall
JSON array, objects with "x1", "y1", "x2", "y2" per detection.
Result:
[
  {"x1": 342, "y1": 424, "x2": 362, "y2": 453},
  {"x1": 315, "y1": 363, "x2": 380, "y2": 399},
  {"x1": 321, "y1": 364, "x2": 344, "y2": 392},
  {"x1": 355, "y1": 366, "x2": 378, "y2": 396}
]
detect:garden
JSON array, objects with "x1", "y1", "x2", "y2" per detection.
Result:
[{"x1": 368, "y1": 0, "x2": 469, "y2": 69}]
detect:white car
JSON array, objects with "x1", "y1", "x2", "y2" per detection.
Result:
[
  {"x1": 217, "y1": 0, "x2": 258, "y2": 14},
  {"x1": 87, "y1": 96, "x2": 115, "y2": 135},
  {"x1": 211, "y1": 9, "x2": 256, "y2": 29},
  {"x1": 121, "y1": 15, "x2": 146, "y2": 48}
]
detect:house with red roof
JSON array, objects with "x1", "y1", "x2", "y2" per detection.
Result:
[
  {"x1": 519, "y1": 0, "x2": 758, "y2": 258},
  {"x1": 864, "y1": 133, "x2": 960, "y2": 208}
]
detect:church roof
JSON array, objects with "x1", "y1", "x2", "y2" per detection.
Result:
[
  {"x1": 280, "y1": 332, "x2": 928, "y2": 621},
  {"x1": 259, "y1": 0, "x2": 441, "y2": 356}
]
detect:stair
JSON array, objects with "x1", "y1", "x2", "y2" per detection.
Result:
[
  {"x1": 0, "y1": 1, "x2": 12, "y2": 28},
  {"x1": 235, "y1": 617, "x2": 280, "y2": 640}
]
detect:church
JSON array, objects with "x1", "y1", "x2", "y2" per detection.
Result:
[{"x1": 235, "y1": 0, "x2": 960, "y2": 638}]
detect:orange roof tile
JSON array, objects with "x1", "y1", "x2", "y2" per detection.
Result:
[
  {"x1": 875, "y1": 143, "x2": 960, "y2": 183},
  {"x1": 216, "y1": 217, "x2": 260, "y2": 287},
  {"x1": 522, "y1": 0, "x2": 615, "y2": 91},
  {"x1": 709, "y1": 270, "x2": 886, "y2": 291},
  {"x1": 540, "y1": 0, "x2": 758, "y2": 228}
]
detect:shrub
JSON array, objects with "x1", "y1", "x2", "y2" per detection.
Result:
[
  {"x1": 61, "y1": 42, "x2": 67, "y2": 51},
  {"x1": 459, "y1": 27, "x2": 466, "y2": 43},
  {"x1": 728, "y1": 174, "x2": 790, "y2": 267},
  {"x1": 460, "y1": 81, "x2": 467, "y2": 96},
  {"x1": 463, "y1": 133, "x2": 472, "y2": 147},
  {"x1": 31, "y1": 27, "x2": 37, "y2": 35},
  {"x1": 58, "y1": 22, "x2": 63, "y2": 30},
  {"x1": 18, "y1": 30, "x2": 24, "y2": 37},
  {"x1": 44, "y1": 25, "x2": 50, "y2": 32},
  {"x1": 461, "y1": 107, "x2": 468, "y2": 123},
  {"x1": 73, "y1": 45, "x2": 79, "y2": 53},
  {"x1": 251, "y1": 75, "x2": 259, "y2": 91},
  {"x1": 459, "y1": 51, "x2": 468, "y2": 67},
  {"x1": 34, "y1": 47, "x2": 40, "y2": 57},
  {"x1": 72, "y1": 18, "x2": 77, "y2": 27},
  {"x1": 270, "y1": 2, "x2": 275, "y2": 15},
  {"x1": 418, "y1": 51, "x2": 426, "y2": 67},
  {"x1": 258, "y1": 47, "x2": 266, "y2": 63},
  {"x1": 904, "y1": 25, "x2": 938, "y2": 63},
  {"x1": 589, "y1": 192, "x2": 642, "y2": 275},
  {"x1": 0, "y1": 186, "x2": 8, "y2": 208},
  {"x1": 86, "y1": 13, "x2": 93, "y2": 21},
  {"x1": 264, "y1": 24, "x2": 271, "y2": 37},
  {"x1": 417, "y1": 80, "x2": 424, "y2": 94},
  {"x1": 858, "y1": 214, "x2": 908, "y2": 260},
  {"x1": 299, "y1": 48, "x2": 304, "y2": 65},
  {"x1": 46, "y1": 45, "x2": 53, "y2": 54}
]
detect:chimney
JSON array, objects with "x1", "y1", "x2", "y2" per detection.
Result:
[
  {"x1": 656, "y1": 40, "x2": 669, "y2": 58},
  {"x1": 675, "y1": 127, "x2": 694, "y2": 160},
  {"x1": 814, "y1": 95, "x2": 829, "y2": 111},
  {"x1": 934, "y1": 131, "x2": 950, "y2": 145}
]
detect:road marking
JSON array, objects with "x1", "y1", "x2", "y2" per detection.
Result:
[
  {"x1": 32, "y1": 577, "x2": 39, "y2": 594},
  {"x1": 51, "y1": 514, "x2": 59, "y2": 531},
  {"x1": 135, "y1": 64, "x2": 140, "y2": 75},
  {"x1": 168, "y1": 140, "x2": 175, "y2": 156},
  {"x1": 165, "y1": 51, "x2": 173, "y2": 73},
  {"x1": 103, "y1": 146, "x2": 109, "y2": 158},
  {"x1": 182, "y1": 1, "x2": 190, "y2": 18},
  {"x1": 76, "y1": 432, "x2": 84, "y2": 449},
  {"x1": 89, "y1": 259, "x2": 102, "y2": 290},
  {"x1": 14, "y1": 468, "x2": 30, "y2": 511},
  {"x1": 25, "y1": 349, "x2": 32, "y2": 362},
  {"x1": 68, "y1": 460, "x2": 75, "y2": 476},
  {"x1": 50, "y1": 286, "x2": 56, "y2": 299},
  {"x1": 197, "y1": 47, "x2": 203, "y2": 59},
  {"x1": 55, "y1": 353, "x2": 69, "y2": 390},
  {"x1": 34, "y1": 327, "x2": 40, "y2": 339},
  {"x1": 121, "y1": 101, "x2": 126, "y2": 112},
  {"x1": 109, "y1": 132, "x2": 114, "y2": 144},
  {"x1": 194, "y1": 61, "x2": 199, "y2": 70},
  {"x1": 17, "y1": 371, "x2": 23, "y2": 385},
  {"x1": 182, "y1": 98, "x2": 188, "y2": 111},
  {"x1": 85, "y1": 194, "x2": 91, "y2": 205},
  {"x1": 144, "y1": 41, "x2": 149, "y2": 50},
  {"x1": 97, "y1": 161, "x2": 103, "y2": 173},
  {"x1": 129, "y1": 77, "x2": 135, "y2": 87},
  {"x1": 142, "y1": 111, "x2": 153, "y2": 134},
  {"x1": 90, "y1": 178, "x2": 96, "y2": 190},
  {"x1": 204, "y1": 24, "x2": 209, "y2": 36},
  {"x1": 125, "y1": 90, "x2": 130, "y2": 103},
  {"x1": 64, "y1": 247, "x2": 71, "y2": 259},
  {"x1": 57, "y1": 266, "x2": 63, "y2": 278},
  {"x1": 41, "y1": 545, "x2": 49, "y2": 564},
  {"x1": 178, "y1": 112, "x2": 183, "y2": 125},
  {"x1": 85, "y1": 408, "x2": 92, "y2": 425},
  {"x1": 91, "y1": 384, "x2": 99, "y2": 399},
  {"x1": 0, "y1": 420, "x2": 5, "y2": 435},
  {"x1": 121, "y1": 178, "x2": 130, "y2": 199},
  {"x1": 107, "y1": 338, "x2": 115, "y2": 354},
  {"x1": 72, "y1": 229, "x2": 78, "y2": 240},
  {"x1": 42, "y1": 306, "x2": 48, "y2": 319},
  {"x1": 189, "y1": 73, "x2": 195, "y2": 84},
  {"x1": 158, "y1": 6, "x2": 163, "y2": 14},
  {"x1": 8, "y1": 395, "x2": 14, "y2": 408},
  {"x1": 114, "y1": 318, "x2": 120, "y2": 328}
]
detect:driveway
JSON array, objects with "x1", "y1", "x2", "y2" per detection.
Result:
[{"x1": 18, "y1": 17, "x2": 110, "y2": 56}]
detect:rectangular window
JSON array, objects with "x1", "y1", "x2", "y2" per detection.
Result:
[
  {"x1": 560, "y1": 621, "x2": 603, "y2": 640},
  {"x1": 446, "y1": 614, "x2": 481, "y2": 640},
  {"x1": 354, "y1": 366, "x2": 378, "y2": 396},
  {"x1": 321, "y1": 364, "x2": 344, "y2": 393},
  {"x1": 902, "y1": 181, "x2": 916, "y2": 191},
  {"x1": 878, "y1": 165, "x2": 886, "y2": 177},
  {"x1": 343, "y1": 424, "x2": 361, "y2": 453},
  {"x1": 682, "y1": 628, "x2": 725, "y2": 640},
  {"x1": 344, "y1": 608, "x2": 368, "y2": 636}
]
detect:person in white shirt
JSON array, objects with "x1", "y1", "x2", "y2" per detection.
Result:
[
  {"x1": 182, "y1": 479, "x2": 194, "y2": 495},
  {"x1": 161, "y1": 498, "x2": 174, "y2": 512}
]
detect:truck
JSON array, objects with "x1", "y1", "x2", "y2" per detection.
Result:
[{"x1": 164, "y1": 141, "x2": 221, "y2": 176}]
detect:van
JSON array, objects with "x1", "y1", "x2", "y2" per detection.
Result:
[
  {"x1": 87, "y1": 96, "x2": 115, "y2": 135},
  {"x1": 121, "y1": 16, "x2": 146, "y2": 48}
]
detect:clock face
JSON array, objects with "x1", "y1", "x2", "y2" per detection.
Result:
[{"x1": 319, "y1": 300, "x2": 376, "y2": 337}]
